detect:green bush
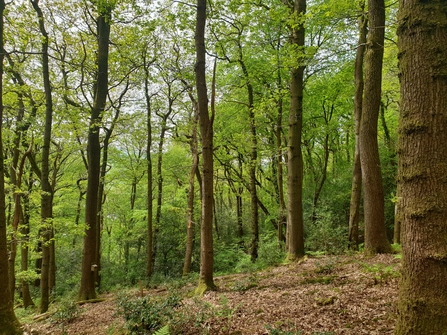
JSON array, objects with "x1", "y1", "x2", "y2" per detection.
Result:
[
  {"x1": 116, "y1": 292, "x2": 182, "y2": 334},
  {"x1": 305, "y1": 209, "x2": 348, "y2": 254},
  {"x1": 51, "y1": 300, "x2": 80, "y2": 325}
]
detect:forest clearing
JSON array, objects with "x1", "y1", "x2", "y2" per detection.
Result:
[{"x1": 24, "y1": 253, "x2": 399, "y2": 335}]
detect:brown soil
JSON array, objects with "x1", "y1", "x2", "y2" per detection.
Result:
[{"x1": 24, "y1": 253, "x2": 400, "y2": 335}]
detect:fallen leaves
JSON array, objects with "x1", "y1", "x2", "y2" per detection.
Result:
[{"x1": 28, "y1": 253, "x2": 400, "y2": 335}]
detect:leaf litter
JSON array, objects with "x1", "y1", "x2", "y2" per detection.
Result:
[{"x1": 27, "y1": 253, "x2": 399, "y2": 334}]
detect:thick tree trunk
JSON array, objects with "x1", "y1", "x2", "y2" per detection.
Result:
[
  {"x1": 395, "y1": 1, "x2": 447, "y2": 333},
  {"x1": 348, "y1": 4, "x2": 367, "y2": 250},
  {"x1": 195, "y1": 0, "x2": 216, "y2": 293},
  {"x1": 287, "y1": 0, "x2": 306, "y2": 260},
  {"x1": 358, "y1": 0, "x2": 392, "y2": 255},
  {"x1": 0, "y1": 0, "x2": 22, "y2": 332},
  {"x1": 79, "y1": 6, "x2": 111, "y2": 301}
]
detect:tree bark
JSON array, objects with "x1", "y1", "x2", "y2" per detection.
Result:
[
  {"x1": 30, "y1": 0, "x2": 54, "y2": 313},
  {"x1": 358, "y1": 0, "x2": 392, "y2": 255},
  {"x1": 237, "y1": 45, "x2": 259, "y2": 262},
  {"x1": 183, "y1": 101, "x2": 199, "y2": 276},
  {"x1": 195, "y1": 0, "x2": 216, "y2": 293},
  {"x1": 287, "y1": 0, "x2": 306, "y2": 260},
  {"x1": 79, "y1": 3, "x2": 111, "y2": 301},
  {"x1": 0, "y1": 0, "x2": 22, "y2": 332},
  {"x1": 144, "y1": 73, "x2": 153, "y2": 279},
  {"x1": 395, "y1": 1, "x2": 447, "y2": 333},
  {"x1": 348, "y1": 3, "x2": 367, "y2": 250}
]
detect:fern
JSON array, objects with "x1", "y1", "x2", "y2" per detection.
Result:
[{"x1": 153, "y1": 325, "x2": 170, "y2": 335}]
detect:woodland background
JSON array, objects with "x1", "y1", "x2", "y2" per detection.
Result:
[{"x1": 0, "y1": 0, "x2": 403, "y2": 331}]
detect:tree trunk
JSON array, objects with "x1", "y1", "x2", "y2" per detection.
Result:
[
  {"x1": 395, "y1": 1, "x2": 447, "y2": 333},
  {"x1": 348, "y1": 4, "x2": 367, "y2": 250},
  {"x1": 145, "y1": 76, "x2": 153, "y2": 279},
  {"x1": 237, "y1": 51, "x2": 259, "y2": 263},
  {"x1": 183, "y1": 106, "x2": 199, "y2": 276},
  {"x1": 358, "y1": 0, "x2": 392, "y2": 255},
  {"x1": 287, "y1": 0, "x2": 306, "y2": 260},
  {"x1": 79, "y1": 4, "x2": 111, "y2": 301},
  {"x1": 30, "y1": 0, "x2": 54, "y2": 313},
  {"x1": 276, "y1": 72, "x2": 286, "y2": 245},
  {"x1": 21, "y1": 183, "x2": 34, "y2": 308},
  {"x1": 0, "y1": 0, "x2": 22, "y2": 331},
  {"x1": 195, "y1": 0, "x2": 216, "y2": 293}
]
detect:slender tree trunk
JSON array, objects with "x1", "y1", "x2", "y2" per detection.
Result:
[
  {"x1": 0, "y1": 0, "x2": 22, "y2": 331},
  {"x1": 237, "y1": 48, "x2": 259, "y2": 262},
  {"x1": 359, "y1": 0, "x2": 392, "y2": 255},
  {"x1": 183, "y1": 108, "x2": 199, "y2": 276},
  {"x1": 311, "y1": 131, "x2": 330, "y2": 224},
  {"x1": 96, "y1": 100, "x2": 122, "y2": 289},
  {"x1": 31, "y1": 0, "x2": 54, "y2": 313},
  {"x1": 145, "y1": 78, "x2": 153, "y2": 279},
  {"x1": 79, "y1": 5, "x2": 111, "y2": 301},
  {"x1": 153, "y1": 118, "x2": 168, "y2": 273},
  {"x1": 395, "y1": 1, "x2": 447, "y2": 333},
  {"x1": 287, "y1": 0, "x2": 306, "y2": 260},
  {"x1": 349, "y1": 6, "x2": 366, "y2": 248},
  {"x1": 195, "y1": 0, "x2": 216, "y2": 293},
  {"x1": 276, "y1": 72, "x2": 286, "y2": 245},
  {"x1": 21, "y1": 181, "x2": 34, "y2": 308}
]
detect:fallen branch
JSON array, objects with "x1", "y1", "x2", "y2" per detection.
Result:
[{"x1": 33, "y1": 311, "x2": 54, "y2": 322}]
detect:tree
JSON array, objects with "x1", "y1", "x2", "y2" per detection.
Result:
[
  {"x1": 395, "y1": 1, "x2": 447, "y2": 333},
  {"x1": 79, "y1": 1, "x2": 113, "y2": 301},
  {"x1": 195, "y1": 0, "x2": 216, "y2": 293},
  {"x1": 348, "y1": 1, "x2": 367, "y2": 250},
  {"x1": 30, "y1": 0, "x2": 55, "y2": 313},
  {"x1": 286, "y1": 0, "x2": 306, "y2": 260},
  {"x1": 358, "y1": 0, "x2": 392, "y2": 254},
  {"x1": 0, "y1": 0, "x2": 22, "y2": 333}
]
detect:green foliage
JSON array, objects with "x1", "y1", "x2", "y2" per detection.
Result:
[
  {"x1": 116, "y1": 293, "x2": 182, "y2": 334},
  {"x1": 15, "y1": 269, "x2": 40, "y2": 285},
  {"x1": 314, "y1": 257, "x2": 336, "y2": 274},
  {"x1": 265, "y1": 324, "x2": 302, "y2": 334},
  {"x1": 153, "y1": 325, "x2": 170, "y2": 335},
  {"x1": 305, "y1": 209, "x2": 348, "y2": 254},
  {"x1": 360, "y1": 262, "x2": 400, "y2": 284},
  {"x1": 51, "y1": 300, "x2": 81, "y2": 325}
]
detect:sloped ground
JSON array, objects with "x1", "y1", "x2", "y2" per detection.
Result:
[{"x1": 27, "y1": 253, "x2": 400, "y2": 335}]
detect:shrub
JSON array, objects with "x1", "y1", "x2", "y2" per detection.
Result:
[
  {"x1": 305, "y1": 209, "x2": 348, "y2": 254},
  {"x1": 116, "y1": 292, "x2": 182, "y2": 334}
]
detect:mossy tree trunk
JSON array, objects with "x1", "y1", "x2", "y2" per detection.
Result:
[
  {"x1": 395, "y1": 1, "x2": 447, "y2": 333},
  {"x1": 358, "y1": 0, "x2": 392, "y2": 255}
]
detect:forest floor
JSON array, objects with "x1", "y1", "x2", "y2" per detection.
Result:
[{"x1": 24, "y1": 253, "x2": 400, "y2": 335}]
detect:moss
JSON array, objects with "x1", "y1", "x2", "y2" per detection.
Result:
[
  {"x1": 315, "y1": 296, "x2": 336, "y2": 306},
  {"x1": 194, "y1": 278, "x2": 217, "y2": 296},
  {"x1": 401, "y1": 122, "x2": 428, "y2": 135}
]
